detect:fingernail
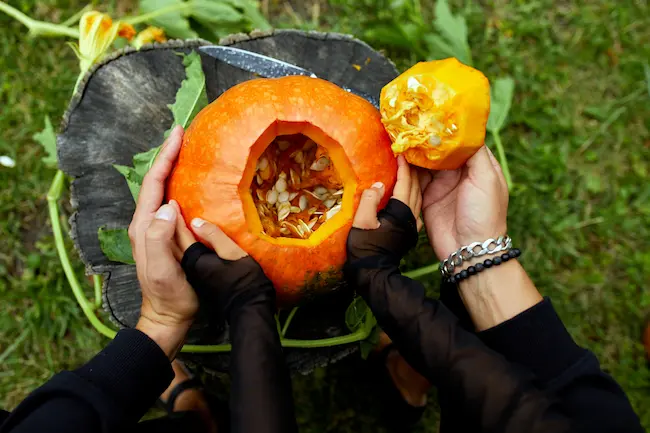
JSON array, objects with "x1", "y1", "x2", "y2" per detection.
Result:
[
  {"x1": 155, "y1": 204, "x2": 175, "y2": 221},
  {"x1": 372, "y1": 182, "x2": 384, "y2": 189},
  {"x1": 191, "y1": 218, "x2": 206, "y2": 228}
]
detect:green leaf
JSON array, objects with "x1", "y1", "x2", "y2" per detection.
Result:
[
  {"x1": 140, "y1": 0, "x2": 198, "y2": 39},
  {"x1": 487, "y1": 77, "x2": 515, "y2": 133},
  {"x1": 359, "y1": 326, "x2": 380, "y2": 360},
  {"x1": 165, "y1": 51, "x2": 208, "y2": 137},
  {"x1": 191, "y1": 0, "x2": 245, "y2": 27},
  {"x1": 33, "y1": 116, "x2": 57, "y2": 168},
  {"x1": 427, "y1": 0, "x2": 472, "y2": 65},
  {"x1": 98, "y1": 227, "x2": 135, "y2": 264},
  {"x1": 345, "y1": 296, "x2": 379, "y2": 359},
  {"x1": 114, "y1": 51, "x2": 207, "y2": 202},
  {"x1": 224, "y1": 0, "x2": 271, "y2": 30},
  {"x1": 345, "y1": 296, "x2": 370, "y2": 332},
  {"x1": 113, "y1": 165, "x2": 144, "y2": 202}
]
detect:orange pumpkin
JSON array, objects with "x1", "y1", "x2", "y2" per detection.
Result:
[
  {"x1": 380, "y1": 58, "x2": 490, "y2": 170},
  {"x1": 167, "y1": 76, "x2": 397, "y2": 303}
]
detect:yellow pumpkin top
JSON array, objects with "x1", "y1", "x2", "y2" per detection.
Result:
[{"x1": 380, "y1": 58, "x2": 491, "y2": 170}]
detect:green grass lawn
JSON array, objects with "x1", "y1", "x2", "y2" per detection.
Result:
[{"x1": 1, "y1": 0, "x2": 649, "y2": 431}]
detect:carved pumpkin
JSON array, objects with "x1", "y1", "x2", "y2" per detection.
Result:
[
  {"x1": 380, "y1": 58, "x2": 490, "y2": 170},
  {"x1": 168, "y1": 76, "x2": 397, "y2": 303}
]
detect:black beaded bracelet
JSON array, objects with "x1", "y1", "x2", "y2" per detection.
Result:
[{"x1": 446, "y1": 248, "x2": 521, "y2": 284}]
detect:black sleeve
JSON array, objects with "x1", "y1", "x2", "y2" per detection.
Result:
[
  {"x1": 344, "y1": 199, "x2": 572, "y2": 433},
  {"x1": 478, "y1": 298, "x2": 643, "y2": 433},
  {"x1": 0, "y1": 329, "x2": 174, "y2": 433},
  {"x1": 182, "y1": 243, "x2": 297, "y2": 433}
]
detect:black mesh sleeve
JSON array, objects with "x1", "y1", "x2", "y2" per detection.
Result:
[{"x1": 181, "y1": 244, "x2": 297, "y2": 433}]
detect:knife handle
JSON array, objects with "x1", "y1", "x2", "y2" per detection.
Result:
[{"x1": 341, "y1": 86, "x2": 380, "y2": 110}]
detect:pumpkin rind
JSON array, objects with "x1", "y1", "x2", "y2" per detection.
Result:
[
  {"x1": 168, "y1": 76, "x2": 397, "y2": 303},
  {"x1": 380, "y1": 58, "x2": 491, "y2": 170}
]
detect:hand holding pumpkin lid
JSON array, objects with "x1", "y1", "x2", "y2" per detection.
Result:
[{"x1": 380, "y1": 58, "x2": 490, "y2": 170}]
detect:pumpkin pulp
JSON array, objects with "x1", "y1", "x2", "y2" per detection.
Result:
[{"x1": 250, "y1": 133, "x2": 344, "y2": 240}]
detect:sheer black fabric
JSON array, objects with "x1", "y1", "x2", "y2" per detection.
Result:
[
  {"x1": 344, "y1": 198, "x2": 572, "y2": 433},
  {"x1": 181, "y1": 243, "x2": 298, "y2": 433}
]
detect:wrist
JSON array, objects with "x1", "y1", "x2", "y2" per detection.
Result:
[
  {"x1": 135, "y1": 315, "x2": 191, "y2": 360},
  {"x1": 456, "y1": 259, "x2": 543, "y2": 331}
]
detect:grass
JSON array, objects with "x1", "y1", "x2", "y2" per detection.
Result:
[{"x1": 1, "y1": 0, "x2": 649, "y2": 431}]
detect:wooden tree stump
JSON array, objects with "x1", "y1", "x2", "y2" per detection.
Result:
[{"x1": 57, "y1": 30, "x2": 398, "y2": 374}]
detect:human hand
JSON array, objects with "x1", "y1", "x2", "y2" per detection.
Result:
[
  {"x1": 128, "y1": 126, "x2": 198, "y2": 359},
  {"x1": 346, "y1": 155, "x2": 422, "y2": 265},
  {"x1": 180, "y1": 219, "x2": 275, "y2": 322},
  {"x1": 420, "y1": 146, "x2": 509, "y2": 261}
]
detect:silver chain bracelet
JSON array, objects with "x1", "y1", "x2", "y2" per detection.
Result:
[{"x1": 440, "y1": 236, "x2": 512, "y2": 277}]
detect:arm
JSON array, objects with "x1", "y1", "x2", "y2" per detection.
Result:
[
  {"x1": 1, "y1": 126, "x2": 194, "y2": 433},
  {"x1": 422, "y1": 146, "x2": 643, "y2": 432},
  {"x1": 0, "y1": 329, "x2": 173, "y2": 433},
  {"x1": 346, "y1": 194, "x2": 571, "y2": 433},
  {"x1": 181, "y1": 237, "x2": 297, "y2": 433}
]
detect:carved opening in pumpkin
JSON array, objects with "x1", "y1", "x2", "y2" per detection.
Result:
[
  {"x1": 249, "y1": 133, "x2": 344, "y2": 240},
  {"x1": 239, "y1": 121, "x2": 357, "y2": 247}
]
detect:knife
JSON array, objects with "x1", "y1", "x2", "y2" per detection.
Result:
[{"x1": 199, "y1": 45, "x2": 380, "y2": 109}]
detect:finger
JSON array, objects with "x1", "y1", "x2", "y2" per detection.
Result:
[
  {"x1": 392, "y1": 155, "x2": 411, "y2": 204},
  {"x1": 408, "y1": 165, "x2": 421, "y2": 215},
  {"x1": 169, "y1": 200, "x2": 196, "y2": 252},
  {"x1": 136, "y1": 125, "x2": 184, "y2": 217},
  {"x1": 190, "y1": 218, "x2": 248, "y2": 261},
  {"x1": 353, "y1": 182, "x2": 385, "y2": 229},
  {"x1": 418, "y1": 167, "x2": 433, "y2": 192},
  {"x1": 485, "y1": 145, "x2": 508, "y2": 192},
  {"x1": 145, "y1": 204, "x2": 180, "y2": 278},
  {"x1": 416, "y1": 216, "x2": 424, "y2": 232}
]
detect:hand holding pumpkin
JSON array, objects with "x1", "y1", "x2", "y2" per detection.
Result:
[
  {"x1": 420, "y1": 146, "x2": 509, "y2": 261},
  {"x1": 129, "y1": 126, "x2": 198, "y2": 359}
]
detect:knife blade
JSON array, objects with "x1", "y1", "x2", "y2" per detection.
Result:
[{"x1": 199, "y1": 46, "x2": 379, "y2": 109}]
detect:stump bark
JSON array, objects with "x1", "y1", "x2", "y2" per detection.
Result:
[{"x1": 57, "y1": 30, "x2": 398, "y2": 374}]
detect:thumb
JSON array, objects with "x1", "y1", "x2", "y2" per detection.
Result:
[
  {"x1": 145, "y1": 204, "x2": 180, "y2": 272},
  {"x1": 190, "y1": 218, "x2": 247, "y2": 261},
  {"x1": 353, "y1": 182, "x2": 385, "y2": 230}
]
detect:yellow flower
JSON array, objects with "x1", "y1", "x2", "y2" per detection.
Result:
[
  {"x1": 72, "y1": 11, "x2": 136, "y2": 75},
  {"x1": 132, "y1": 27, "x2": 167, "y2": 49}
]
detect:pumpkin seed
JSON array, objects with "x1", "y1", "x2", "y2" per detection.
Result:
[
  {"x1": 277, "y1": 140, "x2": 291, "y2": 151},
  {"x1": 266, "y1": 189, "x2": 278, "y2": 205},
  {"x1": 260, "y1": 165, "x2": 272, "y2": 180},
  {"x1": 451, "y1": 123, "x2": 458, "y2": 131},
  {"x1": 298, "y1": 219, "x2": 312, "y2": 235},
  {"x1": 331, "y1": 189, "x2": 344, "y2": 197},
  {"x1": 256, "y1": 189, "x2": 266, "y2": 201},
  {"x1": 289, "y1": 191, "x2": 299, "y2": 201},
  {"x1": 303, "y1": 189, "x2": 321, "y2": 200},
  {"x1": 308, "y1": 218, "x2": 318, "y2": 230},
  {"x1": 256, "y1": 174, "x2": 263, "y2": 185},
  {"x1": 323, "y1": 198, "x2": 337, "y2": 209},
  {"x1": 299, "y1": 195, "x2": 309, "y2": 211},
  {"x1": 290, "y1": 150, "x2": 304, "y2": 164},
  {"x1": 278, "y1": 191, "x2": 290, "y2": 203},
  {"x1": 310, "y1": 156, "x2": 330, "y2": 171},
  {"x1": 279, "y1": 227, "x2": 291, "y2": 235},
  {"x1": 277, "y1": 202, "x2": 291, "y2": 221},
  {"x1": 326, "y1": 204, "x2": 341, "y2": 220},
  {"x1": 313, "y1": 186, "x2": 328, "y2": 197},
  {"x1": 429, "y1": 135, "x2": 441, "y2": 146},
  {"x1": 257, "y1": 157, "x2": 269, "y2": 171},
  {"x1": 303, "y1": 139, "x2": 317, "y2": 151},
  {"x1": 308, "y1": 206, "x2": 318, "y2": 215},
  {"x1": 275, "y1": 177, "x2": 287, "y2": 193},
  {"x1": 257, "y1": 203, "x2": 268, "y2": 216},
  {"x1": 289, "y1": 168, "x2": 300, "y2": 187},
  {"x1": 290, "y1": 206, "x2": 301, "y2": 213}
]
